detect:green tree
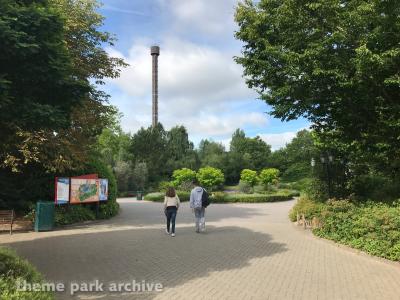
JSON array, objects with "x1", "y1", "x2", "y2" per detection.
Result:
[
  {"x1": 132, "y1": 161, "x2": 148, "y2": 191},
  {"x1": 198, "y1": 139, "x2": 226, "y2": 169},
  {"x1": 235, "y1": 0, "x2": 400, "y2": 175},
  {"x1": 259, "y1": 168, "x2": 280, "y2": 187},
  {"x1": 270, "y1": 130, "x2": 317, "y2": 181},
  {"x1": 240, "y1": 169, "x2": 258, "y2": 186},
  {"x1": 166, "y1": 126, "x2": 199, "y2": 171},
  {"x1": 0, "y1": 0, "x2": 126, "y2": 210},
  {"x1": 0, "y1": 0, "x2": 88, "y2": 171},
  {"x1": 130, "y1": 124, "x2": 167, "y2": 182},
  {"x1": 172, "y1": 168, "x2": 197, "y2": 187},
  {"x1": 230, "y1": 129, "x2": 271, "y2": 171},
  {"x1": 196, "y1": 167, "x2": 225, "y2": 191}
]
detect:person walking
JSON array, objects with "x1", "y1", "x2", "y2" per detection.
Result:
[
  {"x1": 190, "y1": 179, "x2": 208, "y2": 233},
  {"x1": 164, "y1": 187, "x2": 180, "y2": 237}
]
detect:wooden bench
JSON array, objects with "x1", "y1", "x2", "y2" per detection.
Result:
[{"x1": 0, "y1": 210, "x2": 14, "y2": 234}]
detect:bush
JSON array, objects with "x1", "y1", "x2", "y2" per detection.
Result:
[
  {"x1": 314, "y1": 200, "x2": 400, "y2": 261},
  {"x1": 177, "y1": 180, "x2": 194, "y2": 192},
  {"x1": 211, "y1": 191, "x2": 297, "y2": 203},
  {"x1": 98, "y1": 200, "x2": 119, "y2": 219},
  {"x1": 304, "y1": 178, "x2": 329, "y2": 201},
  {"x1": 144, "y1": 192, "x2": 164, "y2": 202},
  {"x1": 282, "y1": 178, "x2": 312, "y2": 192},
  {"x1": 259, "y1": 168, "x2": 280, "y2": 186},
  {"x1": 196, "y1": 167, "x2": 225, "y2": 190},
  {"x1": 238, "y1": 180, "x2": 253, "y2": 194},
  {"x1": 0, "y1": 247, "x2": 54, "y2": 299},
  {"x1": 172, "y1": 168, "x2": 196, "y2": 187},
  {"x1": 55, "y1": 205, "x2": 96, "y2": 226},
  {"x1": 145, "y1": 190, "x2": 297, "y2": 203},
  {"x1": 240, "y1": 169, "x2": 258, "y2": 186},
  {"x1": 290, "y1": 197, "x2": 400, "y2": 261},
  {"x1": 158, "y1": 181, "x2": 173, "y2": 192},
  {"x1": 289, "y1": 197, "x2": 325, "y2": 222},
  {"x1": 212, "y1": 192, "x2": 226, "y2": 202},
  {"x1": 349, "y1": 174, "x2": 400, "y2": 201}
]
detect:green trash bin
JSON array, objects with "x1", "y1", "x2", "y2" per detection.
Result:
[
  {"x1": 136, "y1": 191, "x2": 143, "y2": 200},
  {"x1": 34, "y1": 201, "x2": 55, "y2": 232}
]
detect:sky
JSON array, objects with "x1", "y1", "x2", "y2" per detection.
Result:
[{"x1": 98, "y1": 0, "x2": 309, "y2": 150}]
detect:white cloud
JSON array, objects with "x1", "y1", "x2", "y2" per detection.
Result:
[
  {"x1": 106, "y1": 37, "x2": 259, "y2": 136},
  {"x1": 158, "y1": 0, "x2": 238, "y2": 36},
  {"x1": 258, "y1": 131, "x2": 298, "y2": 151}
]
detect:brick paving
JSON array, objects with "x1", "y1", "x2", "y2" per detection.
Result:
[{"x1": 1, "y1": 198, "x2": 400, "y2": 300}]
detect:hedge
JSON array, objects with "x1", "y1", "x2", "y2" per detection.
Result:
[
  {"x1": 145, "y1": 191, "x2": 298, "y2": 203},
  {"x1": 144, "y1": 191, "x2": 190, "y2": 202},
  {"x1": 213, "y1": 192, "x2": 297, "y2": 203},
  {"x1": 0, "y1": 247, "x2": 54, "y2": 299}
]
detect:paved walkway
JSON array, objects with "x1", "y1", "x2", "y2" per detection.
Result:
[{"x1": 1, "y1": 199, "x2": 400, "y2": 300}]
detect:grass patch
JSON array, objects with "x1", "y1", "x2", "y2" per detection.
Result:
[{"x1": 0, "y1": 247, "x2": 54, "y2": 299}]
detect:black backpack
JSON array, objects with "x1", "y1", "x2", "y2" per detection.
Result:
[{"x1": 201, "y1": 188, "x2": 210, "y2": 208}]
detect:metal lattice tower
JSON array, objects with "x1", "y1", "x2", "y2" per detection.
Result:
[{"x1": 151, "y1": 46, "x2": 160, "y2": 128}]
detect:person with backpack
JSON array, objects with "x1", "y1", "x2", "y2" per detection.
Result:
[
  {"x1": 164, "y1": 187, "x2": 180, "y2": 237},
  {"x1": 190, "y1": 179, "x2": 209, "y2": 233}
]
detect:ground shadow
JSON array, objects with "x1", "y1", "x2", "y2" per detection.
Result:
[{"x1": 5, "y1": 225, "x2": 287, "y2": 299}]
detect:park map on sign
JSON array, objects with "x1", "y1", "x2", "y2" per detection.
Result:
[{"x1": 70, "y1": 179, "x2": 99, "y2": 203}]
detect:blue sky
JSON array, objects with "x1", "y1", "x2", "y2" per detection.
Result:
[{"x1": 98, "y1": 0, "x2": 309, "y2": 150}]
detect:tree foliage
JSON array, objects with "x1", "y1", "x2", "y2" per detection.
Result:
[
  {"x1": 172, "y1": 168, "x2": 197, "y2": 187},
  {"x1": 235, "y1": 0, "x2": 400, "y2": 175},
  {"x1": 196, "y1": 167, "x2": 225, "y2": 190},
  {"x1": 259, "y1": 168, "x2": 280, "y2": 186},
  {"x1": 240, "y1": 169, "x2": 258, "y2": 186},
  {"x1": 0, "y1": 0, "x2": 126, "y2": 210}
]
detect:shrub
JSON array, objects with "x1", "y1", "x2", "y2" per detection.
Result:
[
  {"x1": 145, "y1": 190, "x2": 296, "y2": 203},
  {"x1": 144, "y1": 192, "x2": 164, "y2": 202},
  {"x1": 98, "y1": 200, "x2": 119, "y2": 219},
  {"x1": 289, "y1": 197, "x2": 325, "y2": 222},
  {"x1": 290, "y1": 198, "x2": 400, "y2": 261},
  {"x1": 238, "y1": 180, "x2": 253, "y2": 194},
  {"x1": 158, "y1": 181, "x2": 173, "y2": 192},
  {"x1": 221, "y1": 193, "x2": 295, "y2": 203},
  {"x1": 172, "y1": 168, "x2": 197, "y2": 187},
  {"x1": 55, "y1": 205, "x2": 96, "y2": 226},
  {"x1": 211, "y1": 192, "x2": 226, "y2": 202},
  {"x1": 177, "y1": 180, "x2": 193, "y2": 192},
  {"x1": 0, "y1": 247, "x2": 54, "y2": 299},
  {"x1": 253, "y1": 184, "x2": 265, "y2": 193},
  {"x1": 349, "y1": 174, "x2": 400, "y2": 201},
  {"x1": 315, "y1": 200, "x2": 400, "y2": 261},
  {"x1": 285, "y1": 178, "x2": 312, "y2": 192},
  {"x1": 196, "y1": 167, "x2": 225, "y2": 190},
  {"x1": 240, "y1": 169, "x2": 258, "y2": 186},
  {"x1": 304, "y1": 178, "x2": 329, "y2": 201},
  {"x1": 259, "y1": 168, "x2": 280, "y2": 186}
]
